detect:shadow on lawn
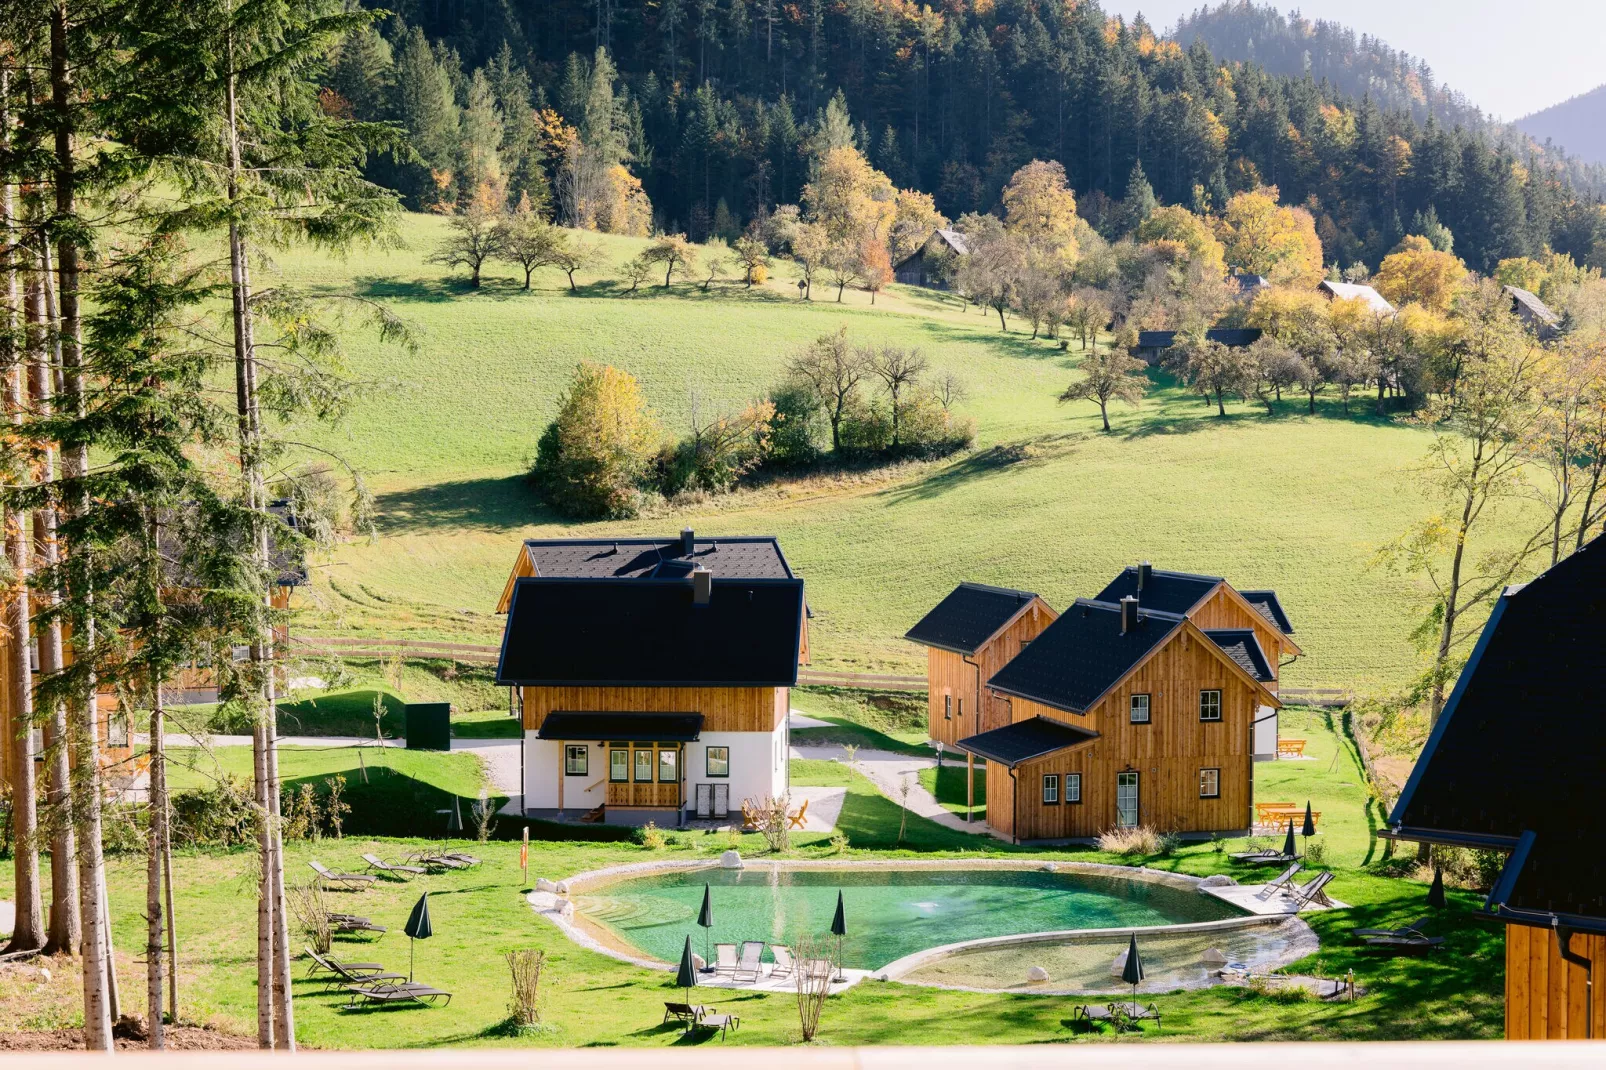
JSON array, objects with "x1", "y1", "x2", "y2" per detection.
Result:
[
  {"x1": 876, "y1": 434, "x2": 1084, "y2": 506},
  {"x1": 374, "y1": 474, "x2": 548, "y2": 535}
]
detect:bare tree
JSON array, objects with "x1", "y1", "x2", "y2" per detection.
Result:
[
  {"x1": 935, "y1": 371, "x2": 968, "y2": 413},
  {"x1": 793, "y1": 934, "x2": 832, "y2": 1041},
  {"x1": 547, "y1": 236, "x2": 604, "y2": 291},
  {"x1": 1527, "y1": 342, "x2": 1606, "y2": 563},
  {"x1": 869, "y1": 346, "x2": 929, "y2": 446},
  {"x1": 824, "y1": 241, "x2": 862, "y2": 302},
  {"x1": 430, "y1": 204, "x2": 504, "y2": 288},
  {"x1": 644, "y1": 233, "x2": 697, "y2": 287},
  {"x1": 1059, "y1": 349, "x2": 1150, "y2": 431},
  {"x1": 788, "y1": 328, "x2": 869, "y2": 451}
]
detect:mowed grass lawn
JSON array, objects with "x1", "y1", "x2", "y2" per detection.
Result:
[
  {"x1": 0, "y1": 706, "x2": 1501, "y2": 1046},
  {"x1": 270, "y1": 212, "x2": 1541, "y2": 691}
]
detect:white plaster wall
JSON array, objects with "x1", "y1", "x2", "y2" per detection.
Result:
[
  {"x1": 1252, "y1": 705, "x2": 1278, "y2": 761},
  {"x1": 522, "y1": 736, "x2": 607, "y2": 811},
  {"x1": 684, "y1": 722, "x2": 789, "y2": 816}
]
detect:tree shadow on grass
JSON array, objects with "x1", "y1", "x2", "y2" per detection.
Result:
[
  {"x1": 909, "y1": 317, "x2": 1076, "y2": 365},
  {"x1": 876, "y1": 434, "x2": 1084, "y2": 507},
  {"x1": 373, "y1": 474, "x2": 549, "y2": 535},
  {"x1": 350, "y1": 275, "x2": 533, "y2": 303}
]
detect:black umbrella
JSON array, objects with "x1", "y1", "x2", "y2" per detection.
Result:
[
  {"x1": 404, "y1": 892, "x2": 433, "y2": 982},
  {"x1": 1427, "y1": 866, "x2": 1446, "y2": 909},
  {"x1": 697, "y1": 884, "x2": 716, "y2": 973},
  {"x1": 1301, "y1": 801, "x2": 1316, "y2": 858},
  {"x1": 447, "y1": 796, "x2": 463, "y2": 839},
  {"x1": 830, "y1": 889, "x2": 847, "y2": 982},
  {"x1": 674, "y1": 935, "x2": 698, "y2": 1025},
  {"x1": 1282, "y1": 819, "x2": 1297, "y2": 859},
  {"x1": 1120, "y1": 932, "x2": 1145, "y2": 1007}
]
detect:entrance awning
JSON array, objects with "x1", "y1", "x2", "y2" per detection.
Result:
[
  {"x1": 956, "y1": 717, "x2": 1100, "y2": 768},
  {"x1": 537, "y1": 712, "x2": 703, "y2": 743}
]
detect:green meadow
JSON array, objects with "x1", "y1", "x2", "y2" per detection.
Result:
[{"x1": 273, "y1": 212, "x2": 1539, "y2": 692}]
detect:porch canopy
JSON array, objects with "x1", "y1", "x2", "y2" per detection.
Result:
[
  {"x1": 955, "y1": 716, "x2": 1099, "y2": 768},
  {"x1": 536, "y1": 712, "x2": 703, "y2": 743}
]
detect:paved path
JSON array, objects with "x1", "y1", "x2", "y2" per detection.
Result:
[
  {"x1": 0, "y1": 899, "x2": 13, "y2": 939},
  {"x1": 789, "y1": 743, "x2": 1006, "y2": 841}
]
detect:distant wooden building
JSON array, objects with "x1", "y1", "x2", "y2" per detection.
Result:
[
  {"x1": 1317, "y1": 279, "x2": 1395, "y2": 316},
  {"x1": 893, "y1": 228, "x2": 969, "y2": 289},
  {"x1": 1503, "y1": 285, "x2": 1561, "y2": 340},
  {"x1": 1228, "y1": 271, "x2": 1271, "y2": 300},
  {"x1": 904, "y1": 583, "x2": 1057, "y2": 747},
  {"x1": 494, "y1": 530, "x2": 808, "y2": 825},
  {"x1": 1388, "y1": 537, "x2": 1606, "y2": 1039},
  {"x1": 1131, "y1": 328, "x2": 1262, "y2": 363}
]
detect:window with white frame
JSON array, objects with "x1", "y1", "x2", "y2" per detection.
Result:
[
  {"x1": 1199, "y1": 690, "x2": 1223, "y2": 721},
  {"x1": 1130, "y1": 693, "x2": 1151, "y2": 724},
  {"x1": 944, "y1": 694, "x2": 952, "y2": 720},
  {"x1": 1199, "y1": 767, "x2": 1220, "y2": 798},
  {"x1": 1042, "y1": 774, "x2": 1060, "y2": 804},
  {"x1": 1065, "y1": 772, "x2": 1081, "y2": 803},
  {"x1": 107, "y1": 712, "x2": 129, "y2": 749},
  {"x1": 609, "y1": 748, "x2": 629, "y2": 782},
  {"x1": 565, "y1": 745, "x2": 588, "y2": 776}
]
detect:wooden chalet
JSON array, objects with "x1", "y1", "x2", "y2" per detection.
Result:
[
  {"x1": 1503, "y1": 285, "x2": 1562, "y2": 340},
  {"x1": 893, "y1": 228, "x2": 969, "y2": 289},
  {"x1": 1388, "y1": 538, "x2": 1606, "y2": 1039},
  {"x1": 904, "y1": 583, "x2": 1056, "y2": 746},
  {"x1": 494, "y1": 530, "x2": 807, "y2": 825}
]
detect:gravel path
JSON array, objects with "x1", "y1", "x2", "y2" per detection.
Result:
[{"x1": 789, "y1": 743, "x2": 1006, "y2": 841}]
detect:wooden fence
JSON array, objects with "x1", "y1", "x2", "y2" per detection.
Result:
[{"x1": 1280, "y1": 687, "x2": 1354, "y2": 708}]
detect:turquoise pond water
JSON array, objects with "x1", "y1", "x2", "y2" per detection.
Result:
[{"x1": 576, "y1": 867, "x2": 1244, "y2": 970}]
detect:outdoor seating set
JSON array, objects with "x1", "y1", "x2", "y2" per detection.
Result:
[
  {"x1": 738, "y1": 798, "x2": 810, "y2": 831},
  {"x1": 308, "y1": 852, "x2": 483, "y2": 892},
  {"x1": 1251, "y1": 801, "x2": 1320, "y2": 834},
  {"x1": 304, "y1": 947, "x2": 454, "y2": 1009},
  {"x1": 1071, "y1": 1001, "x2": 1161, "y2": 1033}
]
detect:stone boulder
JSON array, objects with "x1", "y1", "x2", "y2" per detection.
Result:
[
  {"x1": 1026, "y1": 965, "x2": 1051, "y2": 983},
  {"x1": 720, "y1": 850, "x2": 743, "y2": 869},
  {"x1": 554, "y1": 880, "x2": 571, "y2": 895},
  {"x1": 1198, "y1": 874, "x2": 1237, "y2": 890},
  {"x1": 534, "y1": 878, "x2": 558, "y2": 893}
]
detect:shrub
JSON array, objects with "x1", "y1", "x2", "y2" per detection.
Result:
[
  {"x1": 753, "y1": 795, "x2": 791, "y2": 853},
  {"x1": 288, "y1": 880, "x2": 333, "y2": 955},
  {"x1": 1096, "y1": 824, "x2": 1176, "y2": 857},
  {"x1": 171, "y1": 773, "x2": 256, "y2": 847},
  {"x1": 635, "y1": 821, "x2": 667, "y2": 850},
  {"x1": 829, "y1": 831, "x2": 850, "y2": 855},
  {"x1": 504, "y1": 949, "x2": 546, "y2": 1032},
  {"x1": 529, "y1": 362, "x2": 661, "y2": 519},
  {"x1": 766, "y1": 383, "x2": 825, "y2": 468},
  {"x1": 1303, "y1": 839, "x2": 1327, "y2": 866}
]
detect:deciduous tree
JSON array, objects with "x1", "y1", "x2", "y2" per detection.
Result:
[
  {"x1": 531, "y1": 363, "x2": 660, "y2": 517},
  {"x1": 1059, "y1": 349, "x2": 1150, "y2": 431}
]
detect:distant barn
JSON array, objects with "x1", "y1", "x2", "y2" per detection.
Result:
[
  {"x1": 1503, "y1": 285, "x2": 1561, "y2": 340},
  {"x1": 894, "y1": 228, "x2": 969, "y2": 289},
  {"x1": 1131, "y1": 328, "x2": 1262, "y2": 363},
  {"x1": 1317, "y1": 279, "x2": 1395, "y2": 316}
]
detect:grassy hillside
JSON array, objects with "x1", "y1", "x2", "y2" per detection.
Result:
[{"x1": 272, "y1": 213, "x2": 1539, "y2": 692}]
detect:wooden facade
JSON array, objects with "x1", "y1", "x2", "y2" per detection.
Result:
[
  {"x1": 924, "y1": 597, "x2": 1055, "y2": 746},
  {"x1": 1190, "y1": 585, "x2": 1301, "y2": 667},
  {"x1": 986, "y1": 621, "x2": 1271, "y2": 842},
  {"x1": 1505, "y1": 924, "x2": 1606, "y2": 1039},
  {"x1": 520, "y1": 685, "x2": 788, "y2": 735}
]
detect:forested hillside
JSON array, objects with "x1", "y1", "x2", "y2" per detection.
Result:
[
  {"x1": 333, "y1": 0, "x2": 1606, "y2": 273},
  {"x1": 1519, "y1": 85, "x2": 1606, "y2": 168}
]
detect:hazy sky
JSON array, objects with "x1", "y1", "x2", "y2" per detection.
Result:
[{"x1": 1102, "y1": 1, "x2": 1606, "y2": 120}]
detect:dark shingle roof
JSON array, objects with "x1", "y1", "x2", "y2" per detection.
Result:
[
  {"x1": 956, "y1": 716, "x2": 1101, "y2": 767},
  {"x1": 904, "y1": 583, "x2": 1039, "y2": 655},
  {"x1": 986, "y1": 599, "x2": 1183, "y2": 715},
  {"x1": 1134, "y1": 328, "x2": 1263, "y2": 350},
  {"x1": 1504, "y1": 285, "x2": 1560, "y2": 326},
  {"x1": 522, "y1": 535, "x2": 794, "y2": 580},
  {"x1": 1204, "y1": 630, "x2": 1274, "y2": 683},
  {"x1": 1238, "y1": 589, "x2": 1295, "y2": 634},
  {"x1": 1390, "y1": 537, "x2": 1606, "y2": 930},
  {"x1": 496, "y1": 577, "x2": 804, "y2": 687},
  {"x1": 1095, "y1": 567, "x2": 1221, "y2": 618},
  {"x1": 537, "y1": 712, "x2": 703, "y2": 742}
]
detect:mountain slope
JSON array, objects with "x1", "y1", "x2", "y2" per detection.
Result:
[{"x1": 1519, "y1": 85, "x2": 1606, "y2": 166}]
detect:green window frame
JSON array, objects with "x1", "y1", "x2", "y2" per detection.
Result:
[
  {"x1": 658, "y1": 748, "x2": 678, "y2": 783},
  {"x1": 634, "y1": 748, "x2": 654, "y2": 783},
  {"x1": 609, "y1": 748, "x2": 629, "y2": 782}
]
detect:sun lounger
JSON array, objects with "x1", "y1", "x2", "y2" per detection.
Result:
[
  {"x1": 1353, "y1": 916, "x2": 1433, "y2": 939},
  {"x1": 663, "y1": 1002, "x2": 708, "y2": 1026},
  {"x1": 441, "y1": 852, "x2": 481, "y2": 867},
  {"x1": 362, "y1": 853, "x2": 426, "y2": 878},
  {"x1": 698, "y1": 1012, "x2": 739, "y2": 1040},
  {"x1": 309, "y1": 860, "x2": 377, "y2": 890},
  {"x1": 343, "y1": 982, "x2": 452, "y2": 1008},
  {"x1": 713, "y1": 943, "x2": 739, "y2": 976},
  {"x1": 1075, "y1": 1002, "x2": 1160, "y2": 1032},
  {"x1": 1254, "y1": 863, "x2": 1303, "y2": 900},
  {"x1": 1360, "y1": 933, "x2": 1444, "y2": 952},
  {"x1": 768, "y1": 945, "x2": 795, "y2": 979},
  {"x1": 1229, "y1": 849, "x2": 1296, "y2": 865},
  {"x1": 1111, "y1": 1001, "x2": 1162, "y2": 1030},
  {"x1": 303, "y1": 947, "x2": 389, "y2": 979},
  {"x1": 734, "y1": 941, "x2": 765, "y2": 982},
  {"x1": 328, "y1": 913, "x2": 387, "y2": 937},
  {"x1": 1286, "y1": 870, "x2": 1336, "y2": 910},
  {"x1": 303, "y1": 948, "x2": 408, "y2": 992}
]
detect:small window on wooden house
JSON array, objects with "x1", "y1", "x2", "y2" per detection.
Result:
[
  {"x1": 1199, "y1": 690, "x2": 1223, "y2": 721},
  {"x1": 1199, "y1": 768, "x2": 1220, "y2": 798},
  {"x1": 1065, "y1": 773, "x2": 1081, "y2": 803},
  {"x1": 634, "y1": 748, "x2": 654, "y2": 782},
  {"x1": 565, "y1": 745, "x2": 588, "y2": 776},
  {"x1": 957, "y1": 698, "x2": 964, "y2": 719},
  {"x1": 609, "y1": 748, "x2": 629, "y2": 782},
  {"x1": 107, "y1": 712, "x2": 130, "y2": 749},
  {"x1": 1130, "y1": 694, "x2": 1151, "y2": 723},
  {"x1": 944, "y1": 694, "x2": 952, "y2": 720},
  {"x1": 1042, "y1": 774, "x2": 1060, "y2": 805}
]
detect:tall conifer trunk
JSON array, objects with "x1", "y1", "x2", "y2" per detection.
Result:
[
  {"x1": 144, "y1": 511, "x2": 167, "y2": 1050},
  {"x1": 51, "y1": 1, "x2": 113, "y2": 1047}
]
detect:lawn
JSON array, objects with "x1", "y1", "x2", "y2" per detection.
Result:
[
  {"x1": 918, "y1": 762, "x2": 987, "y2": 820},
  {"x1": 1, "y1": 707, "x2": 1500, "y2": 1047},
  {"x1": 266, "y1": 212, "x2": 1546, "y2": 695}
]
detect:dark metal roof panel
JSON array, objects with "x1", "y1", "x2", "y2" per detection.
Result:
[
  {"x1": 986, "y1": 600, "x2": 1183, "y2": 714},
  {"x1": 1204, "y1": 629, "x2": 1274, "y2": 683},
  {"x1": 1095, "y1": 567, "x2": 1220, "y2": 618},
  {"x1": 904, "y1": 582, "x2": 1039, "y2": 655},
  {"x1": 524, "y1": 536, "x2": 794, "y2": 580},
  {"x1": 1237, "y1": 590, "x2": 1295, "y2": 634},
  {"x1": 956, "y1": 716, "x2": 1101, "y2": 767}
]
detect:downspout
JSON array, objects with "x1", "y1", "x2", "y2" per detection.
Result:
[
  {"x1": 962, "y1": 653, "x2": 983, "y2": 734},
  {"x1": 1557, "y1": 923, "x2": 1595, "y2": 1040},
  {"x1": 1000, "y1": 694, "x2": 1017, "y2": 844}
]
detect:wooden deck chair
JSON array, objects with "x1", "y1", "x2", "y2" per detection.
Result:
[
  {"x1": 768, "y1": 945, "x2": 795, "y2": 979},
  {"x1": 787, "y1": 798, "x2": 810, "y2": 829},
  {"x1": 713, "y1": 943, "x2": 739, "y2": 975}
]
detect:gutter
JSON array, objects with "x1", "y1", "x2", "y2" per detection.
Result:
[{"x1": 962, "y1": 653, "x2": 983, "y2": 735}]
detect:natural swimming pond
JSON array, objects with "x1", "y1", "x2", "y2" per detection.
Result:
[{"x1": 574, "y1": 865, "x2": 1245, "y2": 970}]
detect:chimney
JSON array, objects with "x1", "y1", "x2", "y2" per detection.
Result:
[
  {"x1": 680, "y1": 528, "x2": 696, "y2": 557},
  {"x1": 1137, "y1": 561, "x2": 1152, "y2": 591},
  {"x1": 1120, "y1": 595, "x2": 1139, "y2": 634},
  {"x1": 691, "y1": 566, "x2": 712, "y2": 606}
]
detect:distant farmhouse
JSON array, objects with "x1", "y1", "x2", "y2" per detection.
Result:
[
  {"x1": 1388, "y1": 537, "x2": 1604, "y2": 1039},
  {"x1": 893, "y1": 228, "x2": 968, "y2": 289},
  {"x1": 1317, "y1": 279, "x2": 1396, "y2": 315},
  {"x1": 1503, "y1": 285, "x2": 1561, "y2": 340},
  {"x1": 907, "y1": 563, "x2": 1298, "y2": 843},
  {"x1": 494, "y1": 530, "x2": 807, "y2": 826},
  {"x1": 1131, "y1": 328, "x2": 1262, "y2": 363},
  {"x1": 1228, "y1": 271, "x2": 1271, "y2": 299}
]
